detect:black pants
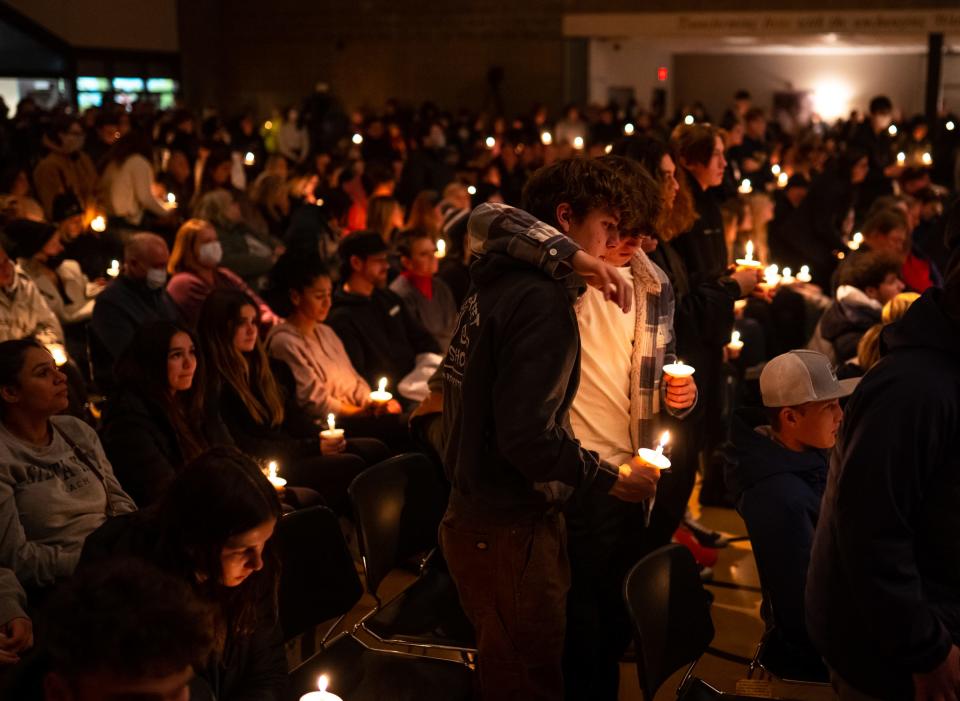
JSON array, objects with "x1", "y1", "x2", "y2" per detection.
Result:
[{"x1": 283, "y1": 438, "x2": 385, "y2": 515}]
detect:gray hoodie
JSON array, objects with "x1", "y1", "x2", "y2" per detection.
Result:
[
  {"x1": 0, "y1": 416, "x2": 136, "y2": 587},
  {"x1": 0, "y1": 267, "x2": 63, "y2": 344}
]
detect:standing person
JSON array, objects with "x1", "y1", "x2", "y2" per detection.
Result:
[
  {"x1": 806, "y1": 270, "x2": 960, "y2": 701},
  {"x1": 671, "y1": 124, "x2": 760, "y2": 506},
  {"x1": 439, "y1": 159, "x2": 661, "y2": 700}
]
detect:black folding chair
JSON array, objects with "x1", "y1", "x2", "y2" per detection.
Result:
[
  {"x1": 623, "y1": 544, "x2": 770, "y2": 700},
  {"x1": 348, "y1": 452, "x2": 476, "y2": 658},
  {"x1": 279, "y1": 506, "x2": 474, "y2": 701}
]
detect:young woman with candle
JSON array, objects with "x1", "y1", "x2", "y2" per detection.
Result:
[
  {"x1": 265, "y1": 253, "x2": 412, "y2": 452},
  {"x1": 0, "y1": 338, "x2": 135, "y2": 590},
  {"x1": 80, "y1": 447, "x2": 287, "y2": 701},
  {"x1": 99, "y1": 321, "x2": 232, "y2": 507},
  {"x1": 198, "y1": 289, "x2": 387, "y2": 513}
]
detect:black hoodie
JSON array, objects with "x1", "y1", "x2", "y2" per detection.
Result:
[
  {"x1": 806, "y1": 288, "x2": 960, "y2": 699},
  {"x1": 727, "y1": 410, "x2": 828, "y2": 679},
  {"x1": 441, "y1": 252, "x2": 617, "y2": 523}
]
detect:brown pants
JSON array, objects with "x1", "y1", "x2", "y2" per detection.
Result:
[{"x1": 439, "y1": 509, "x2": 570, "y2": 701}]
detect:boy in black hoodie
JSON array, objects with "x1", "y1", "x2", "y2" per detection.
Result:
[{"x1": 727, "y1": 350, "x2": 857, "y2": 681}]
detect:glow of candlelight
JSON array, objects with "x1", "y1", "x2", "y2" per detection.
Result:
[
  {"x1": 947, "y1": 120, "x2": 956, "y2": 132},
  {"x1": 738, "y1": 179, "x2": 753, "y2": 194},
  {"x1": 896, "y1": 151, "x2": 906, "y2": 165},
  {"x1": 922, "y1": 152, "x2": 933, "y2": 166},
  {"x1": 849, "y1": 232, "x2": 864, "y2": 251},
  {"x1": 244, "y1": 151, "x2": 255, "y2": 166},
  {"x1": 656, "y1": 430, "x2": 670, "y2": 455},
  {"x1": 166, "y1": 192, "x2": 176, "y2": 204},
  {"x1": 352, "y1": 133, "x2": 363, "y2": 145},
  {"x1": 268, "y1": 461, "x2": 278, "y2": 479},
  {"x1": 777, "y1": 172, "x2": 789, "y2": 188},
  {"x1": 435, "y1": 239, "x2": 447, "y2": 258},
  {"x1": 318, "y1": 676, "x2": 329, "y2": 692},
  {"x1": 485, "y1": 136, "x2": 495, "y2": 149},
  {"x1": 467, "y1": 185, "x2": 477, "y2": 196},
  {"x1": 771, "y1": 164, "x2": 781, "y2": 176},
  {"x1": 327, "y1": 414, "x2": 336, "y2": 433},
  {"x1": 745, "y1": 241, "x2": 754, "y2": 262},
  {"x1": 91, "y1": 215, "x2": 106, "y2": 233},
  {"x1": 797, "y1": 265, "x2": 812, "y2": 283},
  {"x1": 540, "y1": 131, "x2": 553, "y2": 146},
  {"x1": 683, "y1": 114, "x2": 695, "y2": 125},
  {"x1": 107, "y1": 259, "x2": 120, "y2": 277},
  {"x1": 46, "y1": 343, "x2": 68, "y2": 366},
  {"x1": 377, "y1": 377, "x2": 387, "y2": 394},
  {"x1": 888, "y1": 124, "x2": 898, "y2": 136},
  {"x1": 573, "y1": 136, "x2": 584, "y2": 150},
  {"x1": 623, "y1": 122, "x2": 635, "y2": 136}
]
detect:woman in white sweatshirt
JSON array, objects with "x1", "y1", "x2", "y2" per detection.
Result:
[{"x1": 99, "y1": 129, "x2": 171, "y2": 227}]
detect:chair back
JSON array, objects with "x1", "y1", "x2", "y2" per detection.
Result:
[
  {"x1": 624, "y1": 544, "x2": 715, "y2": 701},
  {"x1": 348, "y1": 452, "x2": 449, "y2": 597},
  {"x1": 277, "y1": 505, "x2": 363, "y2": 640}
]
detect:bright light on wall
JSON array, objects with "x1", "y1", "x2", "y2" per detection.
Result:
[{"x1": 812, "y1": 80, "x2": 853, "y2": 121}]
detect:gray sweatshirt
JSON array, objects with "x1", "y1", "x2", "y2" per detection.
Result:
[
  {"x1": 0, "y1": 416, "x2": 136, "y2": 587},
  {"x1": 0, "y1": 267, "x2": 63, "y2": 344}
]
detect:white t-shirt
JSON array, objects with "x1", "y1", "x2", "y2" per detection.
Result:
[{"x1": 570, "y1": 267, "x2": 635, "y2": 466}]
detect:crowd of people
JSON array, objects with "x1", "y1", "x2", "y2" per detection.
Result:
[{"x1": 0, "y1": 83, "x2": 957, "y2": 701}]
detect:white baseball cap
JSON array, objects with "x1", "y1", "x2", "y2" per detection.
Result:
[{"x1": 760, "y1": 350, "x2": 860, "y2": 408}]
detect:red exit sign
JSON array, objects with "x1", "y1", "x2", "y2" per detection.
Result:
[{"x1": 658, "y1": 66, "x2": 668, "y2": 81}]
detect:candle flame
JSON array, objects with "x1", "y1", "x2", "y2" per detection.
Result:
[
  {"x1": 658, "y1": 431, "x2": 670, "y2": 449},
  {"x1": 922, "y1": 152, "x2": 933, "y2": 166},
  {"x1": 782, "y1": 267, "x2": 792, "y2": 278},
  {"x1": 377, "y1": 377, "x2": 387, "y2": 393},
  {"x1": 318, "y1": 674, "x2": 329, "y2": 692},
  {"x1": 267, "y1": 461, "x2": 278, "y2": 479},
  {"x1": 800, "y1": 265, "x2": 810, "y2": 275},
  {"x1": 777, "y1": 172, "x2": 789, "y2": 188},
  {"x1": 744, "y1": 241, "x2": 754, "y2": 262},
  {"x1": 327, "y1": 414, "x2": 335, "y2": 432},
  {"x1": 166, "y1": 192, "x2": 176, "y2": 204},
  {"x1": 731, "y1": 330, "x2": 741, "y2": 344},
  {"x1": 771, "y1": 164, "x2": 781, "y2": 176},
  {"x1": 573, "y1": 136, "x2": 585, "y2": 150},
  {"x1": 91, "y1": 215, "x2": 106, "y2": 232},
  {"x1": 435, "y1": 239, "x2": 446, "y2": 258},
  {"x1": 540, "y1": 131, "x2": 553, "y2": 146}
]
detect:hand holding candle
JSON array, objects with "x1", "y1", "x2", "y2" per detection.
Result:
[
  {"x1": 735, "y1": 241, "x2": 763, "y2": 270},
  {"x1": 300, "y1": 675, "x2": 343, "y2": 701},
  {"x1": 637, "y1": 431, "x2": 672, "y2": 471},
  {"x1": 319, "y1": 413, "x2": 346, "y2": 455},
  {"x1": 370, "y1": 377, "x2": 393, "y2": 405},
  {"x1": 663, "y1": 366, "x2": 697, "y2": 410},
  {"x1": 662, "y1": 360, "x2": 695, "y2": 380}
]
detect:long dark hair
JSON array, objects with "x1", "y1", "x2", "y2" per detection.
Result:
[
  {"x1": 0, "y1": 337, "x2": 46, "y2": 418},
  {"x1": 114, "y1": 321, "x2": 208, "y2": 461},
  {"x1": 198, "y1": 289, "x2": 285, "y2": 428},
  {"x1": 154, "y1": 446, "x2": 282, "y2": 640},
  {"x1": 266, "y1": 250, "x2": 330, "y2": 317}
]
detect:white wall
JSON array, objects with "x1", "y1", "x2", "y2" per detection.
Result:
[
  {"x1": 589, "y1": 39, "x2": 675, "y2": 113},
  {"x1": 6, "y1": 0, "x2": 178, "y2": 51}
]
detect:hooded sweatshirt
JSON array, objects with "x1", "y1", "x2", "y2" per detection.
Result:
[
  {"x1": 0, "y1": 267, "x2": 63, "y2": 344},
  {"x1": 806, "y1": 288, "x2": 960, "y2": 699},
  {"x1": 807, "y1": 285, "x2": 881, "y2": 365},
  {"x1": 727, "y1": 410, "x2": 828, "y2": 677}
]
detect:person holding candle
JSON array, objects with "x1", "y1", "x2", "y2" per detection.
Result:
[
  {"x1": 52, "y1": 191, "x2": 118, "y2": 281},
  {"x1": 198, "y1": 289, "x2": 386, "y2": 513},
  {"x1": 727, "y1": 350, "x2": 856, "y2": 682},
  {"x1": 806, "y1": 265, "x2": 960, "y2": 701},
  {"x1": 81, "y1": 447, "x2": 287, "y2": 701},
  {"x1": 388, "y1": 228, "x2": 458, "y2": 351},
  {"x1": 0, "y1": 338, "x2": 136, "y2": 590},
  {"x1": 166, "y1": 218, "x2": 279, "y2": 330},
  {"x1": 440, "y1": 158, "x2": 661, "y2": 701},
  {"x1": 266, "y1": 253, "x2": 412, "y2": 452},
  {"x1": 99, "y1": 321, "x2": 232, "y2": 507},
  {"x1": 99, "y1": 128, "x2": 178, "y2": 231}
]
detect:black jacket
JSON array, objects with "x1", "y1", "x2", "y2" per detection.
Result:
[
  {"x1": 100, "y1": 390, "x2": 232, "y2": 507},
  {"x1": 440, "y1": 252, "x2": 617, "y2": 523},
  {"x1": 672, "y1": 176, "x2": 728, "y2": 287},
  {"x1": 327, "y1": 286, "x2": 440, "y2": 388},
  {"x1": 806, "y1": 288, "x2": 960, "y2": 699},
  {"x1": 80, "y1": 512, "x2": 287, "y2": 701},
  {"x1": 728, "y1": 410, "x2": 828, "y2": 678}
]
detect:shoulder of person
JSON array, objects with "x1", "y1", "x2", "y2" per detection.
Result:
[
  {"x1": 167, "y1": 271, "x2": 203, "y2": 290},
  {"x1": 50, "y1": 415, "x2": 99, "y2": 445}
]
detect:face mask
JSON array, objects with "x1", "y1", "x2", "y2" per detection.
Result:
[
  {"x1": 197, "y1": 241, "x2": 223, "y2": 267},
  {"x1": 145, "y1": 267, "x2": 168, "y2": 290},
  {"x1": 61, "y1": 133, "x2": 85, "y2": 153}
]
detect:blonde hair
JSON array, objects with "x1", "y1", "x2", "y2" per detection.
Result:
[
  {"x1": 168, "y1": 218, "x2": 213, "y2": 274},
  {"x1": 856, "y1": 324, "x2": 883, "y2": 372},
  {"x1": 881, "y1": 292, "x2": 920, "y2": 325}
]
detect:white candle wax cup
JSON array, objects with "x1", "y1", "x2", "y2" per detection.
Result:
[
  {"x1": 796, "y1": 266, "x2": 812, "y2": 283},
  {"x1": 265, "y1": 460, "x2": 287, "y2": 490},
  {"x1": 662, "y1": 360, "x2": 696, "y2": 379},
  {"x1": 763, "y1": 264, "x2": 781, "y2": 287},
  {"x1": 637, "y1": 431, "x2": 672, "y2": 470},
  {"x1": 300, "y1": 675, "x2": 343, "y2": 701},
  {"x1": 369, "y1": 377, "x2": 393, "y2": 403},
  {"x1": 735, "y1": 241, "x2": 763, "y2": 269},
  {"x1": 320, "y1": 413, "x2": 345, "y2": 440},
  {"x1": 727, "y1": 330, "x2": 744, "y2": 352},
  {"x1": 107, "y1": 260, "x2": 121, "y2": 278},
  {"x1": 781, "y1": 267, "x2": 796, "y2": 284}
]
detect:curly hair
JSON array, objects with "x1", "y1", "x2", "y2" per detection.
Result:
[
  {"x1": 595, "y1": 154, "x2": 662, "y2": 238},
  {"x1": 521, "y1": 158, "x2": 632, "y2": 230}
]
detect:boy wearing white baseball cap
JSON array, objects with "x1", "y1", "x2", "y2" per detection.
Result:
[{"x1": 726, "y1": 350, "x2": 858, "y2": 681}]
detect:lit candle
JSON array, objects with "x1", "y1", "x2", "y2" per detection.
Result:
[
  {"x1": 107, "y1": 259, "x2": 120, "y2": 278},
  {"x1": 662, "y1": 360, "x2": 696, "y2": 380},
  {"x1": 467, "y1": 185, "x2": 477, "y2": 196},
  {"x1": 435, "y1": 239, "x2": 447, "y2": 258},
  {"x1": 604, "y1": 144, "x2": 613, "y2": 154},
  {"x1": 896, "y1": 151, "x2": 906, "y2": 165},
  {"x1": 737, "y1": 179, "x2": 753, "y2": 195},
  {"x1": 947, "y1": 120, "x2": 956, "y2": 132},
  {"x1": 265, "y1": 460, "x2": 287, "y2": 490},
  {"x1": 781, "y1": 267, "x2": 795, "y2": 284},
  {"x1": 888, "y1": 124, "x2": 898, "y2": 136},
  {"x1": 299, "y1": 674, "x2": 343, "y2": 701},
  {"x1": 921, "y1": 152, "x2": 933, "y2": 166},
  {"x1": 320, "y1": 413, "x2": 345, "y2": 441},
  {"x1": 540, "y1": 131, "x2": 553, "y2": 146},
  {"x1": 848, "y1": 232, "x2": 864, "y2": 251},
  {"x1": 683, "y1": 114, "x2": 695, "y2": 125},
  {"x1": 637, "y1": 431, "x2": 672, "y2": 471},
  {"x1": 736, "y1": 240, "x2": 763, "y2": 270},
  {"x1": 796, "y1": 265, "x2": 812, "y2": 283},
  {"x1": 623, "y1": 122, "x2": 635, "y2": 136},
  {"x1": 244, "y1": 151, "x2": 256, "y2": 166},
  {"x1": 572, "y1": 136, "x2": 585, "y2": 150},
  {"x1": 727, "y1": 330, "x2": 744, "y2": 353},
  {"x1": 90, "y1": 215, "x2": 106, "y2": 233},
  {"x1": 763, "y1": 264, "x2": 781, "y2": 287},
  {"x1": 777, "y1": 171, "x2": 789, "y2": 188},
  {"x1": 264, "y1": 120, "x2": 273, "y2": 130},
  {"x1": 45, "y1": 343, "x2": 68, "y2": 367},
  {"x1": 734, "y1": 299, "x2": 747, "y2": 313},
  {"x1": 370, "y1": 377, "x2": 393, "y2": 404},
  {"x1": 771, "y1": 164, "x2": 781, "y2": 177},
  {"x1": 352, "y1": 133, "x2": 363, "y2": 145},
  {"x1": 485, "y1": 136, "x2": 496, "y2": 149}
]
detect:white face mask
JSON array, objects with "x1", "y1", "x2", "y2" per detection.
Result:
[
  {"x1": 145, "y1": 267, "x2": 168, "y2": 290},
  {"x1": 197, "y1": 241, "x2": 223, "y2": 267}
]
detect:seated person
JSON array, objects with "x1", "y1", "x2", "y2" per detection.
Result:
[
  {"x1": 16, "y1": 559, "x2": 214, "y2": 701},
  {"x1": 0, "y1": 339, "x2": 135, "y2": 589},
  {"x1": 0, "y1": 237, "x2": 62, "y2": 345},
  {"x1": 389, "y1": 228, "x2": 458, "y2": 351},
  {"x1": 52, "y1": 191, "x2": 117, "y2": 280},
  {"x1": 90, "y1": 232, "x2": 180, "y2": 389},
  {"x1": 727, "y1": 350, "x2": 857, "y2": 682},
  {"x1": 808, "y1": 251, "x2": 905, "y2": 365},
  {"x1": 166, "y1": 218, "x2": 277, "y2": 329},
  {"x1": 832, "y1": 207, "x2": 908, "y2": 291},
  {"x1": 326, "y1": 230, "x2": 441, "y2": 391},
  {"x1": 198, "y1": 289, "x2": 387, "y2": 513},
  {"x1": 99, "y1": 321, "x2": 231, "y2": 507},
  {"x1": 80, "y1": 447, "x2": 287, "y2": 701},
  {"x1": 192, "y1": 189, "x2": 278, "y2": 287},
  {"x1": 0, "y1": 568, "x2": 31, "y2": 667},
  {"x1": 5, "y1": 219, "x2": 103, "y2": 363},
  {"x1": 266, "y1": 253, "x2": 413, "y2": 451}
]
